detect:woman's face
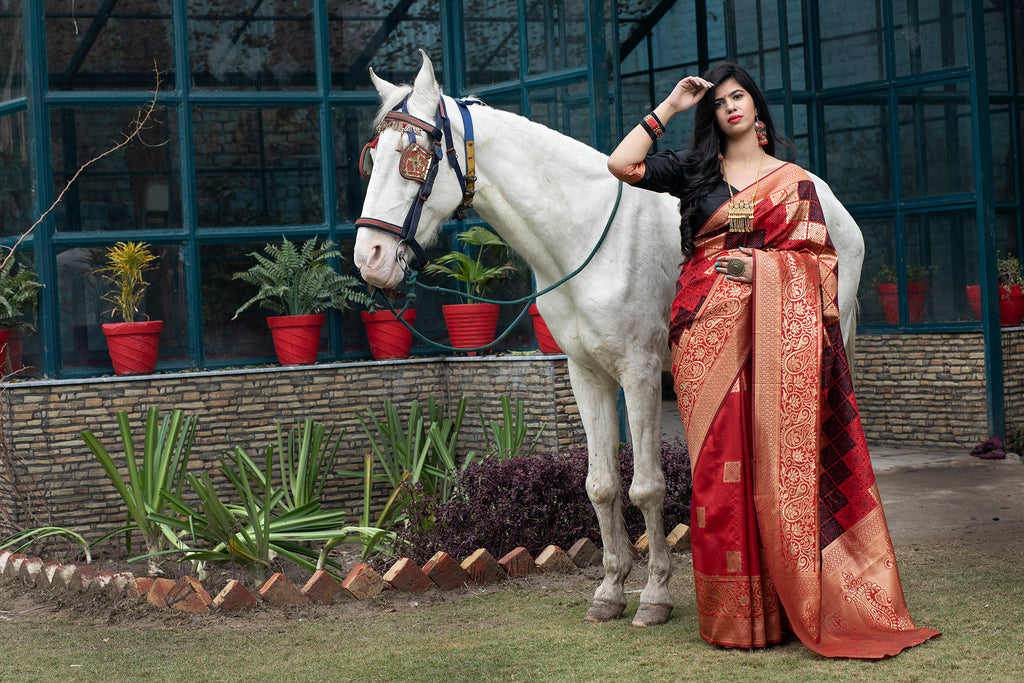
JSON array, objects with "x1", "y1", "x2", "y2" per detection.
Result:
[{"x1": 713, "y1": 77, "x2": 757, "y2": 140}]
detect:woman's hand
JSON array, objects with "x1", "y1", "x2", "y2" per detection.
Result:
[
  {"x1": 714, "y1": 247, "x2": 754, "y2": 284},
  {"x1": 663, "y1": 76, "x2": 715, "y2": 115}
]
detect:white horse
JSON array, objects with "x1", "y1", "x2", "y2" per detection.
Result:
[{"x1": 354, "y1": 52, "x2": 864, "y2": 627}]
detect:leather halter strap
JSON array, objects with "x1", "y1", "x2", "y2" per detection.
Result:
[{"x1": 355, "y1": 96, "x2": 478, "y2": 272}]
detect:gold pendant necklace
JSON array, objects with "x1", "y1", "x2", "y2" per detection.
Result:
[{"x1": 723, "y1": 152, "x2": 766, "y2": 233}]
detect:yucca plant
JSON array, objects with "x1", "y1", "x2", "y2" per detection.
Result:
[
  {"x1": 231, "y1": 236, "x2": 370, "y2": 318},
  {"x1": 80, "y1": 407, "x2": 197, "y2": 574},
  {"x1": 95, "y1": 241, "x2": 157, "y2": 323},
  {"x1": 478, "y1": 395, "x2": 546, "y2": 460},
  {"x1": 0, "y1": 251, "x2": 42, "y2": 332},
  {"x1": 423, "y1": 226, "x2": 517, "y2": 303}
]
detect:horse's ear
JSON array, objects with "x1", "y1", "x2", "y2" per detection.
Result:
[
  {"x1": 410, "y1": 49, "x2": 441, "y2": 110},
  {"x1": 369, "y1": 67, "x2": 402, "y2": 102}
]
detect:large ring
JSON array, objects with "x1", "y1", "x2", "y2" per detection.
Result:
[{"x1": 727, "y1": 259, "x2": 745, "y2": 277}]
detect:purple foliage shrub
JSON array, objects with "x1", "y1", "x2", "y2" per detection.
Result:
[{"x1": 398, "y1": 439, "x2": 692, "y2": 563}]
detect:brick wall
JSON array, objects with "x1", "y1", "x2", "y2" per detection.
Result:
[
  {"x1": 0, "y1": 355, "x2": 584, "y2": 538},
  {"x1": 853, "y1": 328, "x2": 1024, "y2": 448}
]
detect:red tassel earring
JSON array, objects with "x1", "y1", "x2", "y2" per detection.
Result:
[{"x1": 754, "y1": 118, "x2": 768, "y2": 146}]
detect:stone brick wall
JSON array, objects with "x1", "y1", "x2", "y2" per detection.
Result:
[
  {"x1": 0, "y1": 356, "x2": 584, "y2": 539},
  {"x1": 853, "y1": 329, "x2": 1024, "y2": 448}
]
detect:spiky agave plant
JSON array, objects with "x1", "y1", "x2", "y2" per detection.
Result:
[
  {"x1": 231, "y1": 237, "x2": 370, "y2": 318},
  {"x1": 96, "y1": 241, "x2": 157, "y2": 323}
]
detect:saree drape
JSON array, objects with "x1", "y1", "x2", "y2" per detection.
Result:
[{"x1": 670, "y1": 163, "x2": 940, "y2": 658}]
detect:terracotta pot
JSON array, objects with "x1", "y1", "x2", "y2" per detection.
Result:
[
  {"x1": 442, "y1": 303, "x2": 500, "y2": 356},
  {"x1": 965, "y1": 284, "x2": 1024, "y2": 327},
  {"x1": 101, "y1": 320, "x2": 163, "y2": 375},
  {"x1": 266, "y1": 314, "x2": 324, "y2": 366},
  {"x1": 0, "y1": 329, "x2": 13, "y2": 375},
  {"x1": 877, "y1": 281, "x2": 927, "y2": 324},
  {"x1": 1000, "y1": 284, "x2": 1024, "y2": 327},
  {"x1": 361, "y1": 309, "x2": 416, "y2": 360},
  {"x1": 528, "y1": 304, "x2": 562, "y2": 354}
]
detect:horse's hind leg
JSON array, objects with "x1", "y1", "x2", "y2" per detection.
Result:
[
  {"x1": 569, "y1": 361, "x2": 633, "y2": 623},
  {"x1": 622, "y1": 367, "x2": 673, "y2": 626}
]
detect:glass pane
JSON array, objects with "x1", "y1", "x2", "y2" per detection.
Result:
[
  {"x1": 996, "y1": 210, "x2": 1020, "y2": 267},
  {"x1": 1015, "y1": 1, "x2": 1024, "y2": 92},
  {"x1": 50, "y1": 106, "x2": 180, "y2": 232},
  {"x1": 790, "y1": 103, "x2": 810, "y2": 166},
  {"x1": 905, "y1": 210, "x2": 976, "y2": 323},
  {"x1": 526, "y1": 0, "x2": 586, "y2": 75},
  {"x1": 818, "y1": 0, "x2": 884, "y2": 87},
  {"x1": 0, "y1": 112, "x2": 33, "y2": 238},
  {"x1": 0, "y1": 1, "x2": 24, "y2": 99},
  {"x1": 188, "y1": 0, "x2": 315, "y2": 90},
  {"x1": 893, "y1": 0, "x2": 967, "y2": 77},
  {"x1": 528, "y1": 81, "x2": 592, "y2": 147},
  {"x1": 985, "y1": 0, "x2": 1009, "y2": 92},
  {"x1": 992, "y1": 108, "x2": 1014, "y2": 201},
  {"x1": 823, "y1": 100, "x2": 892, "y2": 203},
  {"x1": 327, "y1": 0, "x2": 442, "y2": 90},
  {"x1": 857, "y1": 216, "x2": 898, "y2": 325},
  {"x1": 733, "y1": 0, "x2": 783, "y2": 92},
  {"x1": 333, "y1": 105, "x2": 375, "y2": 223},
  {"x1": 45, "y1": 0, "x2": 175, "y2": 91},
  {"x1": 58, "y1": 243, "x2": 187, "y2": 370},
  {"x1": 649, "y1": 1, "x2": 699, "y2": 69},
  {"x1": 193, "y1": 107, "x2": 321, "y2": 228},
  {"x1": 898, "y1": 83, "x2": 973, "y2": 198},
  {"x1": 463, "y1": 0, "x2": 520, "y2": 88},
  {"x1": 786, "y1": 0, "x2": 807, "y2": 90}
]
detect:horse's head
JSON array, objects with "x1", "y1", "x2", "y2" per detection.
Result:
[{"x1": 353, "y1": 50, "x2": 471, "y2": 290}]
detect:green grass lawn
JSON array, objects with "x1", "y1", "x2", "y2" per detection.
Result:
[{"x1": 2, "y1": 542, "x2": 1021, "y2": 683}]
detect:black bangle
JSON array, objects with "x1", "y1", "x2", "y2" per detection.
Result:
[{"x1": 641, "y1": 112, "x2": 664, "y2": 140}]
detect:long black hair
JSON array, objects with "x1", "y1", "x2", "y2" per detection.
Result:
[{"x1": 675, "y1": 62, "x2": 794, "y2": 258}]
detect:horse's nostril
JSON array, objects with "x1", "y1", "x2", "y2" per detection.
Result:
[{"x1": 369, "y1": 244, "x2": 383, "y2": 267}]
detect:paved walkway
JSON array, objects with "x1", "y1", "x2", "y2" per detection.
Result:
[{"x1": 659, "y1": 401, "x2": 1020, "y2": 473}]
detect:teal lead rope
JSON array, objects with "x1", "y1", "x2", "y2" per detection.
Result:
[{"x1": 370, "y1": 181, "x2": 624, "y2": 353}]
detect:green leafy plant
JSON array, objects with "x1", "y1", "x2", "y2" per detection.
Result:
[
  {"x1": 997, "y1": 254, "x2": 1024, "y2": 287},
  {"x1": 224, "y1": 419, "x2": 344, "y2": 512},
  {"x1": 95, "y1": 241, "x2": 157, "y2": 323},
  {"x1": 149, "y1": 449, "x2": 355, "y2": 581},
  {"x1": 0, "y1": 252, "x2": 42, "y2": 332},
  {"x1": 423, "y1": 226, "x2": 517, "y2": 303},
  {"x1": 875, "y1": 260, "x2": 934, "y2": 285},
  {"x1": 478, "y1": 395, "x2": 546, "y2": 460},
  {"x1": 80, "y1": 407, "x2": 197, "y2": 573},
  {"x1": 232, "y1": 236, "x2": 370, "y2": 318},
  {"x1": 0, "y1": 527, "x2": 92, "y2": 563}
]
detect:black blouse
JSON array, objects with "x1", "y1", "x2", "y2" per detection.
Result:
[{"x1": 630, "y1": 149, "x2": 733, "y2": 228}]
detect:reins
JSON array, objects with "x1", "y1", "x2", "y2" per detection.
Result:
[
  {"x1": 372, "y1": 181, "x2": 624, "y2": 353},
  {"x1": 357, "y1": 93, "x2": 624, "y2": 353}
]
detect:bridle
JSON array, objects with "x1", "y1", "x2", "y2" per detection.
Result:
[{"x1": 355, "y1": 95, "x2": 478, "y2": 272}]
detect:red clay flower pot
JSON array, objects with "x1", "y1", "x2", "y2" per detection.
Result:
[
  {"x1": 528, "y1": 304, "x2": 562, "y2": 354},
  {"x1": 965, "y1": 284, "x2": 1024, "y2": 326},
  {"x1": 442, "y1": 303, "x2": 499, "y2": 356},
  {"x1": 361, "y1": 308, "x2": 416, "y2": 360},
  {"x1": 877, "y1": 281, "x2": 927, "y2": 324},
  {"x1": 266, "y1": 314, "x2": 324, "y2": 366},
  {"x1": 101, "y1": 320, "x2": 163, "y2": 375}
]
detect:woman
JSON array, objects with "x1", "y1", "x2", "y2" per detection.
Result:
[{"x1": 608, "y1": 62, "x2": 939, "y2": 658}]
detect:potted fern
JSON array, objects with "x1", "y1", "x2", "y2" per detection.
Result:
[
  {"x1": 424, "y1": 226, "x2": 516, "y2": 355},
  {"x1": 0, "y1": 251, "x2": 42, "y2": 374},
  {"x1": 232, "y1": 237, "x2": 370, "y2": 365},
  {"x1": 96, "y1": 241, "x2": 162, "y2": 375}
]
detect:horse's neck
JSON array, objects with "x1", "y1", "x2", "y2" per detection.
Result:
[{"x1": 468, "y1": 108, "x2": 620, "y2": 278}]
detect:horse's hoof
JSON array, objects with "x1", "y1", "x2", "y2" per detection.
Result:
[
  {"x1": 631, "y1": 602, "x2": 673, "y2": 627},
  {"x1": 583, "y1": 599, "x2": 627, "y2": 623}
]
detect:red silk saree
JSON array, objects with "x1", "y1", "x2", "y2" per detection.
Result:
[{"x1": 670, "y1": 163, "x2": 940, "y2": 658}]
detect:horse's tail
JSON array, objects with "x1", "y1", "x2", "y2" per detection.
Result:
[{"x1": 844, "y1": 299, "x2": 859, "y2": 375}]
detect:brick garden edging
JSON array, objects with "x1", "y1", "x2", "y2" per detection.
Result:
[{"x1": 0, "y1": 525, "x2": 690, "y2": 615}]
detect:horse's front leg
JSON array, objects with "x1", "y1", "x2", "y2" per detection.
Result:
[
  {"x1": 622, "y1": 365, "x2": 673, "y2": 626},
  {"x1": 568, "y1": 360, "x2": 633, "y2": 623}
]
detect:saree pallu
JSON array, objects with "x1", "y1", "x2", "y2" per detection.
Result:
[{"x1": 670, "y1": 164, "x2": 940, "y2": 658}]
